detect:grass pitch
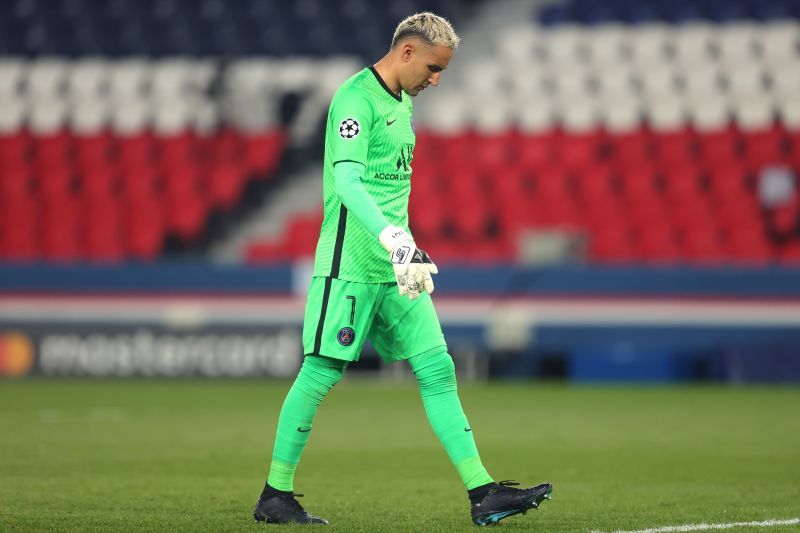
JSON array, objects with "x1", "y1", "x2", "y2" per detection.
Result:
[{"x1": 1, "y1": 379, "x2": 798, "y2": 532}]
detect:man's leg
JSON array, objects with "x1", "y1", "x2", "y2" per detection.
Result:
[
  {"x1": 370, "y1": 288, "x2": 552, "y2": 526},
  {"x1": 266, "y1": 355, "x2": 347, "y2": 491},
  {"x1": 408, "y1": 347, "x2": 494, "y2": 489},
  {"x1": 254, "y1": 355, "x2": 346, "y2": 524},
  {"x1": 408, "y1": 347, "x2": 552, "y2": 526}
]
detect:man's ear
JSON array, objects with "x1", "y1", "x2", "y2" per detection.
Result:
[{"x1": 400, "y1": 42, "x2": 415, "y2": 63}]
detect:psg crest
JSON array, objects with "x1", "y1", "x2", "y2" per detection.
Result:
[
  {"x1": 337, "y1": 327, "x2": 355, "y2": 346},
  {"x1": 339, "y1": 118, "x2": 360, "y2": 139}
]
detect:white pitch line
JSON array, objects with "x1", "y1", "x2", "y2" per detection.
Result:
[{"x1": 592, "y1": 517, "x2": 800, "y2": 533}]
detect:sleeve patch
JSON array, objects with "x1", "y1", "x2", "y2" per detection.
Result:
[{"x1": 338, "y1": 118, "x2": 361, "y2": 139}]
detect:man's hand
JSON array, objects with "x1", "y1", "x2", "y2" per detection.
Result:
[{"x1": 379, "y1": 225, "x2": 438, "y2": 300}]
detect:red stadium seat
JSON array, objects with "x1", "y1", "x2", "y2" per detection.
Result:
[
  {"x1": 125, "y1": 198, "x2": 164, "y2": 260},
  {"x1": 0, "y1": 163, "x2": 34, "y2": 198},
  {"x1": 742, "y1": 125, "x2": 789, "y2": 172},
  {"x1": 653, "y1": 127, "x2": 696, "y2": 172},
  {"x1": 725, "y1": 226, "x2": 773, "y2": 264},
  {"x1": 707, "y1": 163, "x2": 750, "y2": 202},
  {"x1": 474, "y1": 132, "x2": 516, "y2": 175},
  {"x1": 166, "y1": 194, "x2": 207, "y2": 241},
  {"x1": 0, "y1": 194, "x2": 38, "y2": 261},
  {"x1": 517, "y1": 132, "x2": 557, "y2": 172},
  {"x1": 635, "y1": 224, "x2": 682, "y2": 264},
  {"x1": 209, "y1": 162, "x2": 247, "y2": 211},
  {"x1": 117, "y1": 133, "x2": 156, "y2": 170},
  {"x1": 575, "y1": 164, "x2": 616, "y2": 204},
  {"x1": 589, "y1": 221, "x2": 636, "y2": 263},
  {"x1": 244, "y1": 129, "x2": 285, "y2": 176},
  {"x1": 610, "y1": 129, "x2": 654, "y2": 172},
  {"x1": 681, "y1": 224, "x2": 728, "y2": 265},
  {"x1": 619, "y1": 167, "x2": 659, "y2": 202},
  {"x1": 0, "y1": 131, "x2": 31, "y2": 167},
  {"x1": 556, "y1": 129, "x2": 604, "y2": 172},
  {"x1": 120, "y1": 164, "x2": 160, "y2": 200},
  {"x1": 662, "y1": 165, "x2": 703, "y2": 201},
  {"x1": 74, "y1": 132, "x2": 113, "y2": 173},
  {"x1": 696, "y1": 127, "x2": 742, "y2": 171},
  {"x1": 283, "y1": 215, "x2": 321, "y2": 257},
  {"x1": 84, "y1": 196, "x2": 125, "y2": 262},
  {"x1": 34, "y1": 130, "x2": 73, "y2": 170},
  {"x1": 40, "y1": 197, "x2": 82, "y2": 262},
  {"x1": 37, "y1": 164, "x2": 74, "y2": 201},
  {"x1": 80, "y1": 164, "x2": 118, "y2": 200}
]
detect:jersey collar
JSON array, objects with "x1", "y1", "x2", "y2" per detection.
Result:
[{"x1": 368, "y1": 66, "x2": 402, "y2": 102}]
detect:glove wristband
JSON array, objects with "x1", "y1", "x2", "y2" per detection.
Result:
[{"x1": 378, "y1": 225, "x2": 412, "y2": 253}]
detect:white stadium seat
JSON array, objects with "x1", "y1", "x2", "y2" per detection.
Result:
[
  {"x1": 0, "y1": 59, "x2": 26, "y2": 98},
  {"x1": 473, "y1": 99, "x2": 512, "y2": 134},
  {"x1": 152, "y1": 98, "x2": 191, "y2": 135},
  {"x1": 768, "y1": 61, "x2": 800, "y2": 100},
  {"x1": 715, "y1": 23, "x2": 758, "y2": 67},
  {"x1": 29, "y1": 99, "x2": 68, "y2": 135},
  {"x1": 495, "y1": 26, "x2": 540, "y2": 64},
  {"x1": 678, "y1": 64, "x2": 723, "y2": 100},
  {"x1": 757, "y1": 21, "x2": 800, "y2": 66},
  {"x1": 776, "y1": 98, "x2": 800, "y2": 129},
  {"x1": 645, "y1": 95, "x2": 687, "y2": 131},
  {"x1": 733, "y1": 97, "x2": 775, "y2": 131},
  {"x1": 541, "y1": 25, "x2": 589, "y2": 65},
  {"x1": 191, "y1": 100, "x2": 219, "y2": 134},
  {"x1": 108, "y1": 58, "x2": 151, "y2": 101},
  {"x1": 416, "y1": 90, "x2": 469, "y2": 134},
  {"x1": 27, "y1": 57, "x2": 68, "y2": 100},
  {"x1": 560, "y1": 98, "x2": 598, "y2": 132},
  {"x1": 627, "y1": 24, "x2": 670, "y2": 67},
  {"x1": 507, "y1": 67, "x2": 549, "y2": 102},
  {"x1": 548, "y1": 64, "x2": 591, "y2": 100},
  {"x1": 600, "y1": 97, "x2": 641, "y2": 133},
  {"x1": 0, "y1": 96, "x2": 26, "y2": 134},
  {"x1": 593, "y1": 64, "x2": 636, "y2": 101},
  {"x1": 722, "y1": 64, "x2": 767, "y2": 99},
  {"x1": 67, "y1": 58, "x2": 109, "y2": 101},
  {"x1": 462, "y1": 59, "x2": 505, "y2": 96},
  {"x1": 150, "y1": 59, "x2": 193, "y2": 99},
  {"x1": 70, "y1": 98, "x2": 109, "y2": 135},
  {"x1": 687, "y1": 95, "x2": 731, "y2": 131},
  {"x1": 111, "y1": 99, "x2": 150, "y2": 135},
  {"x1": 273, "y1": 59, "x2": 316, "y2": 91},
  {"x1": 636, "y1": 65, "x2": 680, "y2": 100},
  {"x1": 670, "y1": 23, "x2": 715, "y2": 68},
  {"x1": 517, "y1": 96, "x2": 556, "y2": 133},
  {"x1": 585, "y1": 24, "x2": 628, "y2": 68}
]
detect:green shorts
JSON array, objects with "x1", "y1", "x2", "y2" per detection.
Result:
[{"x1": 302, "y1": 277, "x2": 447, "y2": 362}]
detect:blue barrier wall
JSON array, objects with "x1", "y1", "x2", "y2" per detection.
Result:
[{"x1": 2, "y1": 263, "x2": 800, "y2": 296}]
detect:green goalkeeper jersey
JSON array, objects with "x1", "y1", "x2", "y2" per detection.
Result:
[{"x1": 313, "y1": 67, "x2": 416, "y2": 283}]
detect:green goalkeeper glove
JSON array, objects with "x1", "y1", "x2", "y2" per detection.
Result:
[{"x1": 379, "y1": 225, "x2": 438, "y2": 300}]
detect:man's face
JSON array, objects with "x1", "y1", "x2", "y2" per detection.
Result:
[{"x1": 399, "y1": 41, "x2": 453, "y2": 97}]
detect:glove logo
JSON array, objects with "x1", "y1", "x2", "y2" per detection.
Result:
[
  {"x1": 338, "y1": 118, "x2": 360, "y2": 139},
  {"x1": 392, "y1": 246, "x2": 410, "y2": 264},
  {"x1": 337, "y1": 327, "x2": 356, "y2": 346}
]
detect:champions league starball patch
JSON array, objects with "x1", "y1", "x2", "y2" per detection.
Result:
[
  {"x1": 337, "y1": 327, "x2": 355, "y2": 346},
  {"x1": 338, "y1": 118, "x2": 360, "y2": 139}
]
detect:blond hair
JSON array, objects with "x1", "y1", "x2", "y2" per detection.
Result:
[{"x1": 391, "y1": 12, "x2": 460, "y2": 49}]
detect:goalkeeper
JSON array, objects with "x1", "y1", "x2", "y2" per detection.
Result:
[{"x1": 253, "y1": 12, "x2": 552, "y2": 527}]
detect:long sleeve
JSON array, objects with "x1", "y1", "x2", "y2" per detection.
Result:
[{"x1": 333, "y1": 160, "x2": 390, "y2": 239}]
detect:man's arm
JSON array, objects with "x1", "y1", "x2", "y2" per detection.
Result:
[{"x1": 333, "y1": 160, "x2": 390, "y2": 238}]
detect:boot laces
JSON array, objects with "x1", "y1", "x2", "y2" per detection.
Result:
[{"x1": 279, "y1": 492, "x2": 306, "y2": 513}]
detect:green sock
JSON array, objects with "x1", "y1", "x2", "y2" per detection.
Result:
[
  {"x1": 266, "y1": 355, "x2": 346, "y2": 491},
  {"x1": 409, "y1": 348, "x2": 494, "y2": 490}
]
